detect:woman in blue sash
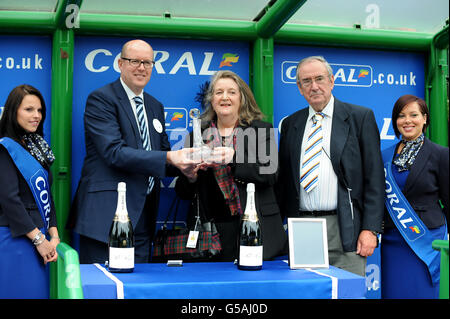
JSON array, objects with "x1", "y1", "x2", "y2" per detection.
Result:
[
  {"x1": 0, "y1": 84, "x2": 60, "y2": 299},
  {"x1": 381, "y1": 94, "x2": 448, "y2": 299}
]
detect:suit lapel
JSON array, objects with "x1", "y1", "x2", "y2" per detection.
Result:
[
  {"x1": 143, "y1": 94, "x2": 158, "y2": 150},
  {"x1": 403, "y1": 138, "x2": 431, "y2": 196},
  {"x1": 290, "y1": 110, "x2": 309, "y2": 195},
  {"x1": 330, "y1": 99, "x2": 349, "y2": 179},
  {"x1": 112, "y1": 79, "x2": 142, "y2": 147}
]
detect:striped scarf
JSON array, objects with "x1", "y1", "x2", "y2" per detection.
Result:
[{"x1": 207, "y1": 121, "x2": 242, "y2": 216}]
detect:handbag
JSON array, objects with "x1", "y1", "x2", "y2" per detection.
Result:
[{"x1": 152, "y1": 192, "x2": 222, "y2": 262}]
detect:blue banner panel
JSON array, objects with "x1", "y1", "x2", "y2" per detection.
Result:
[
  {"x1": 0, "y1": 35, "x2": 52, "y2": 143},
  {"x1": 274, "y1": 45, "x2": 425, "y2": 298},
  {"x1": 72, "y1": 36, "x2": 249, "y2": 230}
]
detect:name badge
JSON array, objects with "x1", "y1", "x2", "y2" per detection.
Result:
[{"x1": 153, "y1": 119, "x2": 163, "y2": 133}]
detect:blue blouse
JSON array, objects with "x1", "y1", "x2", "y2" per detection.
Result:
[{"x1": 392, "y1": 153, "x2": 409, "y2": 190}]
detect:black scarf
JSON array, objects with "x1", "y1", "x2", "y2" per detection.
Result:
[
  {"x1": 22, "y1": 133, "x2": 55, "y2": 168},
  {"x1": 393, "y1": 133, "x2": 424, "y2": 172}
]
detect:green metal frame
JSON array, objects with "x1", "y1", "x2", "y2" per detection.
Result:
[
  {"x1": 426, "y1": 25, "x2": 449, "y2": 146},
  {"x1": 56, "y1": 242, "x2": 84, "y2": 299},
  {"x1": 432, "y1": 240, "x2": 449, "y2": 299},
  {"x1": 0, "y1": 0, "x2": 448, "y2": 299},
  {"x1": 252, "y1": 38, "x2": 275, "y2": 121}
]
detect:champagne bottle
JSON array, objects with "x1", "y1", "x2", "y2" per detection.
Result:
[
  {"x1": 238, "y1": 183, "x2": 263, "y2": 270},
  {"x1": 108, "y1": 182, "x2": 134, "y2": 273}
]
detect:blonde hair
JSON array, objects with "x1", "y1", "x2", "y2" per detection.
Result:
[{"x1": 201, "y1": 70, "x2": 264, "y2": 126}]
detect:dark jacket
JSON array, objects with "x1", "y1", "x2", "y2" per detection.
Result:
[
  {"x1": 175, "y1": 120, "x2": 287, "y2": 261},
  {"x1": 70, "y1": 79, "x2": 178, "y2": 243},
  {"x1": 276, "y1": 98, "x2": 385, "y2": 252},
  {"x1": 383, "y1": 137, "x2": 449, "y2": 229},
  {"x1": 0, "y1": 145, "x2": 57, "y2": 237}
]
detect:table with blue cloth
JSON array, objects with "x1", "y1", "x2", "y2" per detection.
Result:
[{"x1": 80, "y1": 260, "x2": 365, "y2": 299}]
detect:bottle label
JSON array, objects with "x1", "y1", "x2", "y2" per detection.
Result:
[
  {"x1": 241, "y1": 212, "x2": 258, "y2": 222},
  {"x1": 239, "y1": 245, "x2": 263, "y2": 267},
  {"x1": 109, "y1": 247, "x2": 134, "y2": 269},
  {"x1": 113, "y1": 215, "x2": 130, "y2": 224},
  {"x1": 115, "y1": 193, "x2": 129, "y2": 223}
]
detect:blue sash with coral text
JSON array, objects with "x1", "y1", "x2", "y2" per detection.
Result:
[
  {"x1": 0, "y1": 137, "x2": 50, "y2": 232},
  {"x1": 382, "y1": 145, "x2": 442, "y2": 285}
]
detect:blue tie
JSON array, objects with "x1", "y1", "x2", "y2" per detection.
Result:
[{"x1": 134, "y1": 96, "x2": 154, "y2": 194}]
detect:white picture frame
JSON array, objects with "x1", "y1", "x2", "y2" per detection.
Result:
[{"x1": 287, "y1": 218, "x2": 329, "y2": 269}]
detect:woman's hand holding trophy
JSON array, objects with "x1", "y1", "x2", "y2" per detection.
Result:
[{"x1": 184, "y1": 108, "x2": 234, "y2": 182}]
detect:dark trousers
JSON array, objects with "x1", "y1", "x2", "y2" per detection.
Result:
[{"x1": 79, "y1": 191, "x2": 158, "y2": 264}]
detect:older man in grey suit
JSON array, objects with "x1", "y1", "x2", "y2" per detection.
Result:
[{"x1": 277, "y1": 56, "x2": 384, "y2": 276}]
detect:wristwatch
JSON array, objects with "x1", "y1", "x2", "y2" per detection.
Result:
[{"x1": 370, "y1": 231, "x2": 380, "y2": 248}]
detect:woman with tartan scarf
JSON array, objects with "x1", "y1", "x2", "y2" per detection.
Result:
[
  {"x1": 175, "y1": 71, "x2": 287, "y2": 262},
  {"x1": 0, "y1": 84, "x2": 60, "y2": 298},
  {"x1": 380, "y1": 94, "x2": 448, "y2": 298}
]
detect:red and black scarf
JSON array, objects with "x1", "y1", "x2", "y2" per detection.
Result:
[{"x1": 206, "y1": 121, "x2": 242, "y2": 216}]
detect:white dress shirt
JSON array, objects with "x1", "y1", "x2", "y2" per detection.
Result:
[
  {"x1": 120, "y1": 77, "x2": 151, "y2": 143},
  {"x1": 299, "y1": 95, "x2": 338, "y2": 211}
]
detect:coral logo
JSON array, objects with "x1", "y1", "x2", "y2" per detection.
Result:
[
  {"x1": 219, "y1": 53, "x2": 239, "y2": 68},
  {"x1": 281, "y1": 61, "x2": 373, "y2": 87},
  {"x1": 358, "y1": 69, "x2": 369, "y2": 78},
  {"x1": 332, "y1": 63, "x2": 373, "y2": 87},
  {"x1": 409, "y1": 226, "x2": 421, "y2": 234},
  {"x1": 171, "y1": 112, "x2": 184, "y2": 122},
  {"x1": 164, "y1": 108, "x2": 188, "y2": 131}
]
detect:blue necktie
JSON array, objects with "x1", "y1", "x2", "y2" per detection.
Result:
[{"x1": 134, "y1": 96, "x2": 154, "y2": 194}]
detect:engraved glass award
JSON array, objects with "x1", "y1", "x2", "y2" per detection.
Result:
[{"x1": 189, "y1": 108, "x2": 211, "y2": 161}]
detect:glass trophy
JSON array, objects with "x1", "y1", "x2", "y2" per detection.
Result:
[{"x1": 189, "y1": 108, "x2": 211, "y2": 161}]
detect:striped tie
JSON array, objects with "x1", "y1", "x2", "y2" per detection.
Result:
[
  {"x1": 300, "y1": 112, "x2": 325, "y2": 193},
  {"x1": 134, "y1": 96, "x2": 154, "y2": 194}
]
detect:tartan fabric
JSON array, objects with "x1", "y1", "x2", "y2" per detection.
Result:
[
  {"x1": 152, "y1": 188, "x2": 223, "y2": 261},
  {"x1": 164, "y1": 231, "x2": 188, "y2": 255},
  {"x1": 208, "y1": 121, "x2": 242, "y2": 216},
  {"x1": 152, "y1": 229, "x2": 222, "y2": 257}
]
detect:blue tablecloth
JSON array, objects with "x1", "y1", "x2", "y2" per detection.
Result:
[{"x1": 80, "y1": 260, "x2": 365, "y2": 299}]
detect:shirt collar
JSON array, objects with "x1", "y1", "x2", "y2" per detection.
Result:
[
  {"x1": 120, "y1": 77, "x2": 144, "y2": 102},
  {"x1": 308, "y1": 95, "x2": 334, "y2": 121}
]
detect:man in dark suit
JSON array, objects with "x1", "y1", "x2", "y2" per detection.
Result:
[
  {"x1": 71, "y1": 39, "x2": 198, "y2": 264},
  {"x1": 277, "y1": 56, "x2": 384, "y2": 276}
]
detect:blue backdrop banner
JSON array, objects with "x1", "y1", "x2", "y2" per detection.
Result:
[{"x1": 0, "y1": 35, "x2": 52, "y2": 142}]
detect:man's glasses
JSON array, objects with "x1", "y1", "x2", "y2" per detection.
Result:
[
  {"x1": 121, "y1": 57, "x2": 155, "y2": 69},
  {"x1": 299, "y1": 75, "x2": 329, "y2": 88}
]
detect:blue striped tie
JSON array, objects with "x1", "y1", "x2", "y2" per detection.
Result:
[
  {"x1": 300, "y1": 112, "x2": 325, "y2": 193},
  {"x1": 134, "y1": 96, "x2": 154, "y2": 194}
]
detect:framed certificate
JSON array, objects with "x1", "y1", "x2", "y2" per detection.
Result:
[{"x1": 287, "y1": 218, "x2": 329, "y2": 269}]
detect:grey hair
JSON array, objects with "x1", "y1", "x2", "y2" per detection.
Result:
[{"x1": 296, "y1": 56, "x2": 333, "y2": 84}]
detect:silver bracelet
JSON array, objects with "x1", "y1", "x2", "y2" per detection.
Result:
[{"x1": 32, "y1": 231, "x2": 46, "y2": 246}]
